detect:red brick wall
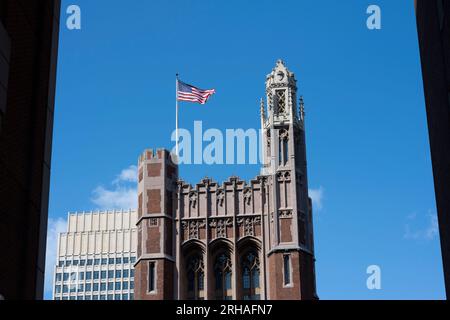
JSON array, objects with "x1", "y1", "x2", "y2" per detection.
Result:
[
  {"x1": 134, "y1": 260, "x2": 174, "y2": 300},
  {"x1": 280, "y1": 218, "x2": 293, "y2": 243},
  {"x1": 147, "y1": 163, "x2": 161, "y2": 177},
  {"x1": 147, "y1": 189, "x2": 161, "y2": 213},
  {"x1": 267, "y1": 252, "x2": 301, "y2": 300},
  {"x1": 147, "y1": 222, "x2": 160, "y2": 254}
]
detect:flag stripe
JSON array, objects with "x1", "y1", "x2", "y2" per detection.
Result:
[{"x1": 177, "y1": 80, "x2": 215, "y2": 104}]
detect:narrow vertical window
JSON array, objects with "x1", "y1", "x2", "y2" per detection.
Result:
[
  {"x1": 283, "y1": 254, "x2": 291, "y2": 286},
  {"x1": 149, "y1": 261, "x2": 156, "y2": 292}
]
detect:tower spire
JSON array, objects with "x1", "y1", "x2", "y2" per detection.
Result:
[{"x1": 299, "y1": 95, "x2": 305, "y2": 121}]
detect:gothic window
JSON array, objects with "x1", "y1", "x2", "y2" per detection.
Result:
[
  {"x1": 148, "y1": 261, "x2": 156, "y2": 292},
  {"x1": 214, "y1": 253, "x2": 232, "y2": 300},
  {"x1": 279, "y1": 129, "x2": 289, "y2": 166},
  {"x1": 242, "y1": 250, "x2": 261, "y2": 300},
  {"x1": 283, "y1": 254, "x2": 292, "y2": 286},
  {"x1": 186, "y1": 255, "x2": 205, "y2": 300},
  {"x1": 276, "y1": 90, "x2": 286, "y2": 114}
]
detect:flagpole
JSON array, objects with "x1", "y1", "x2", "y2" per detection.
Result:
[{"x1": 176, "y1": 73, "x2": 179, "y2": 160}]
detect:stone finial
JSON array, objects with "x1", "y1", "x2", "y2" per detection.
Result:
[
  {"x1": 299, "y1": 96, "x2": 305, "y2": 121},
  {"x1": 265, "y1": 59, "x2": 296, "y2": 90},
  {"x1": 260, "y1": 98, "x2": 265, "y2": 120}
]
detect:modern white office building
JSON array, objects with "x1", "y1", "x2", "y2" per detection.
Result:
[{"x1": 52, "y1": 209, "x2": 137, "y2": 300}]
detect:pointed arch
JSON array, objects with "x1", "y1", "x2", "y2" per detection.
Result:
[
  {"x1": 237, "y1": 237, "x2": 262, "y2": 300},
  {"x1": 209, "y1": 238, "x2": 234, "y2": 300},
  {"x1": 181, "y1": 240, "x2": 206, "y2": 300}
]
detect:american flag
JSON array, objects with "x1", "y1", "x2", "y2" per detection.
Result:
[{"x1": 177, "y1": 80, "x2": 216, "y2": 104}]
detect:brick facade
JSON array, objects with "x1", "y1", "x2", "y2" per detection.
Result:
[{"x1": 134, "y1": 60, "x2": 318, "y2": 300}]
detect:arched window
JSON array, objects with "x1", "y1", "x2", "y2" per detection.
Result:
[
  {"x1": 214, "y1": 253, "x2": 232, "y2": 300},
  {"x1": 242, "y1": 250, "x2": 261, "y2": 300},
  {"x1": 186, "y1": 254, "x2": 204, "y2": 300}
]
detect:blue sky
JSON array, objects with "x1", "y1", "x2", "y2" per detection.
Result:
[{"x1": 45, "y1": 0, "x2": 446, "y2": 299}]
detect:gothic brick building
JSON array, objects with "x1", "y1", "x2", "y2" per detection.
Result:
[{"x1": 134, "y1": 60, "x2": 318, "y2": 300}]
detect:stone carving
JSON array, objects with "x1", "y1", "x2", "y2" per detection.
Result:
[
  {"x1": 209, "y1": 218, "x2": 232, "y2": 238},
  {"x1": 277, "y1": 171, "x2": 291, "y2": 182},
  {"x1": 243, "y1": 188, "x2": 252, "y2": 205},
  {"x1": 279, "y1": 129, "x2": 289, "y2": 140},
  {"x1": 189, "y1": 191, "x2": 197, "y2": 208},
  {"x1": 237, "y1": 216, "x2": 261, "y2": 237},
  {"x1": 181, "y1": 220, "x2": 206, "y2": 240},
  {"x1": 279, "y1": 209, "x2": 293, "y2": 219},
  {"x1": 216, "y1": 189, "x2": 225, "y2": 207}
]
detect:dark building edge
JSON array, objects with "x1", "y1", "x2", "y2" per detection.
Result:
[
  {"x1": 0, "y1": 1, "x2": 61, "y2": 299},
  {"x1": 416, "y1": 0, "x2": 450, "y2": 299}
]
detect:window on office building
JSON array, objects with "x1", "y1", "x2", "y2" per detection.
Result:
[
  {"x1": 123, "y1": 270, "x2": 129, "y2": 278},
  {"x1": 115, "y1": 282, "x2": 121, "y2": 290}
]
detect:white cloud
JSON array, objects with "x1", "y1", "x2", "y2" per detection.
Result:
[
  {"x1": 404, "y1": 210, "x2": 439, "y2": 241},
  {"x1": 309, "y1": 186, "x2": 324, "y2": 211},
  {"x1": 91, "y1": 165, "x2": 138, "y2": 210},
  {"x1": 113, "y1": 165, "x2": 138, "y2": 184},
  {"x1": 44, "y1": 218, "x2": 67, "y2": 297},
  {"x1": 91, "y1": 185, "x2": 137, "y2": 210}
]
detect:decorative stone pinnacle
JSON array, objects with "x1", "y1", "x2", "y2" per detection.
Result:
[
  {"x1": 300, "y1": 96, "x2": 305, "y2": 120},
  {"x1": 260, "y1": 98, "x2": 265, "y2": 119}
]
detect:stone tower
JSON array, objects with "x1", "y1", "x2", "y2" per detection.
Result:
[
  {"x1": 260, "y1": 59, "x2": 316, "y2": 299},
  {"x1": 135, "y1": 60, "x2": 317, "y2": 300}
]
